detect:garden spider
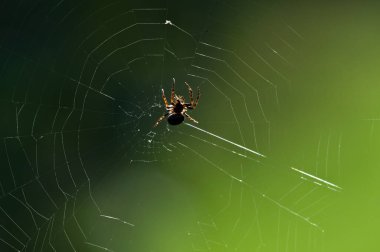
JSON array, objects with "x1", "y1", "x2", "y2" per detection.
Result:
[{"x1": 154, "y1": 78, "x2": 200, "y2": 127}]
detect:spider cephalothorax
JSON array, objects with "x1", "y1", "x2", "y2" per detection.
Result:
[{"x1": 154, "y1": 78, "x2": 200, "y2": 127}]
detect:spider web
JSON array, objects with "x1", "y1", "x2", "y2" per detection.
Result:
[{"x1": 0, "y1": 0, "x2": 347, "y2": 251}]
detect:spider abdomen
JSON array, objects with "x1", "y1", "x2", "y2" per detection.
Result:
[{"x1": 167, "y1": 113, "x2": 184, "y2": 125}]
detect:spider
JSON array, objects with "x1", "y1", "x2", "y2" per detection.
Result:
[{"x1": 154, "y1": 78, "x2": 200, "y2": 127}]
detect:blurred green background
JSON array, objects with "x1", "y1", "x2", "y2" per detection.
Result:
[{"x1": 1, "y1": 0, "x2": 380, "y2": 251}]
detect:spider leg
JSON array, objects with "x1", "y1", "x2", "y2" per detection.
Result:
[
  {"x1": 184, "y1": 82, "x2": 194, "y2": 107},
  {"x1": 153, "y1": 112, "x2": 169, "y2": 127},
  {"x1": 171, "y1": 78, "x2": 175, "y2": 104},
  {"x1": 193, "y1": 86, "x2": 200, "y2": 108},
  {"x1": 184, "y1": 103, "x2": 192, "y2": 109},
  {"x1": 185, "y1": 82, "x2": 200, "y2": 108},
  {"x1": 161, "y1": 88, "x2": 169, "y2": 107},
  {"x1": 184, "y1": 112, "x2": 198, "y2": 124}
]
